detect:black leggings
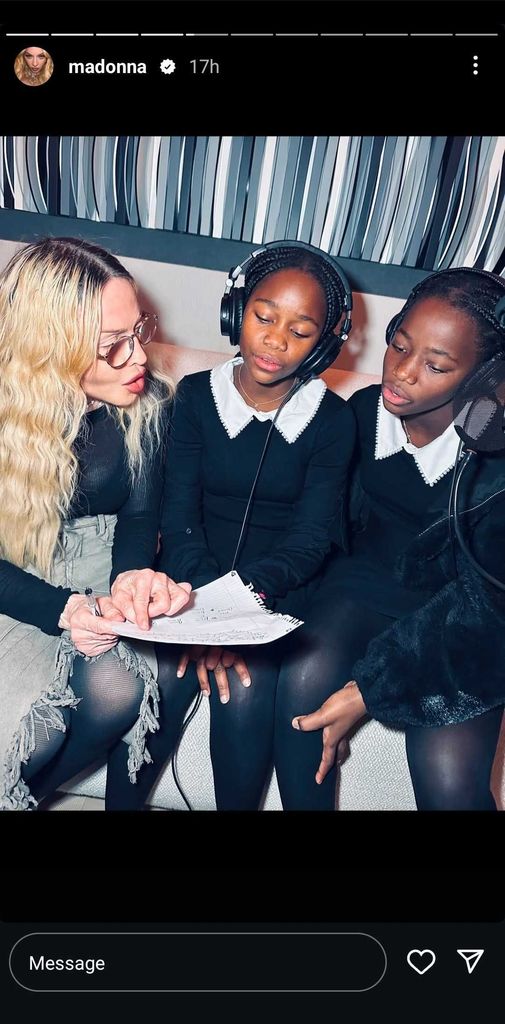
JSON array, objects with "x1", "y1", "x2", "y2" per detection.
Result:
[
  {"x1": 25, "y1": 650, "x2": 145, "y2": 805},
  {"x1": 406, "y1": 709, "x2": 503, "y2": 810},
  {"x1": 305, "y1": 592, "x2": 504, "y2": 811},
  {"x1": 105, "y1": 597, "x2": 394, "y2": 811},
  {"x1": 29, "y1": 601, "x2": 503, "y2": 812}
]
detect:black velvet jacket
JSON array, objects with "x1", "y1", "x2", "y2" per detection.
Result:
[{"x1": 352, "y1": 447, "x2": 505, "y2": 727}]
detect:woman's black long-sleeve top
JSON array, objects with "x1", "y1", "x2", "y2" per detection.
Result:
[
  {"x1": 158, "y1": 367, "x2": 356, "y2": 613},
  {"x1": 0, "y1": 403, "x2": 167, "y2": 635}
]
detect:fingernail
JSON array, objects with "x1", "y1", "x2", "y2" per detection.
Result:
[
  {"x1": 176, "y1": 670, "x2": 183, "y2": 678},
  {"x1": 220, "y1": 695, "x2": 229, "y2": 704},
  {"x1": 292, "y1": 718, "x2": 300, "y2": 730},
  {"x1": 243, "y1": 677, "x2": 251, "y2": 688},
  {"x1": 202, "y1": 689, "x2": 210, "y2": 698}
]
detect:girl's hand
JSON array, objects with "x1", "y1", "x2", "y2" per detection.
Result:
[
  {"x1": 292, "y1": 681, "x2": 367, "y2": 784},
  {"x1": 59, "y1": 593, "x2": 124, "y2": 657},
  {"x1": 111, "y1": 569, "x2": 192, "y2": 630},
  {"x1": 177, "y1": 645, "x2": 251, "y2": 703}
]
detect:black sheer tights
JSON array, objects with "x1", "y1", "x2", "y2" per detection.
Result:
[
  {"x1": 104, "y1": 649, "x2": 199, "y2": 809},
  {"x1": 104, "y1": 645, "x2": 282, "y2": 811},
  {"x1": 29, "y1": 604, "x2": 502, "y2": 813},
  {"x1": 25, "y1": 651, "x2": 145, "y2": 805},
  {"x1": 406, "y1": 708, "x2": 503, "y2": 810},
  {"x1": 105, "y1": 596, "x2": 392, "y2": 811},
  {"x1": 272, "y1": 597, "x2": 392, "y2": 809}
]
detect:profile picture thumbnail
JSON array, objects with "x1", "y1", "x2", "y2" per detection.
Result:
[{"x1": 14, "y1": 46, "x2": 54, "y2": 87}]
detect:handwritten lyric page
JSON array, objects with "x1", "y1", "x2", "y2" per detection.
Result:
[{"x1": 109, "y1": 571, "x2": 304, "y2": 646}]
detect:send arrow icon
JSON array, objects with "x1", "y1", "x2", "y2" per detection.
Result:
[{"x1": 457, "y1": 949, "x2": 484, "y2": 974}]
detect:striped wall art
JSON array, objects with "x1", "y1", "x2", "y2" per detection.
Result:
[{"x1": 1, "y1": 136, "x2": 504, "y2": 272}]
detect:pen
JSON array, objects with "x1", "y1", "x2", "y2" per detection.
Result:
[{"x1": 84, "y1": 587, "x2": 102, "y2": 617}]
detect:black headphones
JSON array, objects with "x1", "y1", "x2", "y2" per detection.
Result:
[
  {"x1": 385, "y1": 266, "x2": 505, "y2": 346},
  {"x1": 220, "y1": 239, "x2": 353, "y2": 381}
]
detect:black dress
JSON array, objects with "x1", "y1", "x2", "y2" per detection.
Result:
[
  {"x1": 305, "y1": 384, "x2": 505, "y2": 810},
  {"x1": 320, "y1": 383, "x2": 456, "y2": 619},
  {"x1": 131, "y1": 360, "x2": 359, "y2": 812},
  {"x1": 159, "y1": 365, "x2": 356, "y2": 617}
]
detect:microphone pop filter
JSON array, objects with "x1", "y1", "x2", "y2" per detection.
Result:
[{"x1": 452, "y1": 358, "x2": 505, "y2": 452}]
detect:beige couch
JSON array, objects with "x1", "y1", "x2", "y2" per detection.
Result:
[{"x1": 62, "y1": 345, "x2": 505, "y2": 810}]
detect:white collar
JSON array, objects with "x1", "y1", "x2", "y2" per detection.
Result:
[
  {"x1": 210, "y1": 357, "x2": 327, "y2": 444},
  {"x1": 374, "y1": 395, "x2": 461, "y2": 487}
]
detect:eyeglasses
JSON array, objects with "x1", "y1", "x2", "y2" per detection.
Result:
[{"x1": 97, "y1": 312, "x2": 158, "y2": 369}]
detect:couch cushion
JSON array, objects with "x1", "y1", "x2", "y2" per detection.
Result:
[
  {"x1": 60, "y1": 705, "x2": 420, "y2": 810},
  {"x1": 60, "y1": 707, "x2": 505, "y2": 810},
  {"x1": 322, "y1": 367, "x2": 380, "y2": 398},
  {"x1": 150, "y1": 342, "x2": 225, "y2": 381},
  {"x1": 149, "y1": 343, "x2": 380, "y2": 395}
]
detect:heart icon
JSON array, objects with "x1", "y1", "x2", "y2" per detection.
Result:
[{"x1": 407, "y1": 949, "x2": 436, "y2": 975}]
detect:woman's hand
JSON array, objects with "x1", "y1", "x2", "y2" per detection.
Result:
[
  {"x1": 58, "y1": 593, "x2": 125, "y2": 657},
  {"x1": 292, "y1": 681, "x2": 367, "y2": 784},
  {"x1": 177, "y1": 645, "x2": 251, "y2": 703},
  {"x1": 111, "y1": 569, "x2": 192, "y2": 630}
]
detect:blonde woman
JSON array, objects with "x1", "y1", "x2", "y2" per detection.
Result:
[
  {"x1": 0, "y1": 237, "x2": 191, "y2": 810},
  {"x1": 14, "y1": 47, "x2": 54, "y2": 86}
]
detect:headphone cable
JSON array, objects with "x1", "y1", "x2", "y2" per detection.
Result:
[
  {"x1": 452, "y1": 448, "x2": 505, "y2": 591},
  {"x1": 231, "y1": 376, "x2": 307, "y2": 571},
  {"x1": 170, "y1": 689, "x2": 204, "y2": 811},
  {"x1": 447, "y1": 439, "x2": 465, "y2": 576}
]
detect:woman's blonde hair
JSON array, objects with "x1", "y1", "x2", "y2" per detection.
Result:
[
  {"x1": 14, "y1": 48, "x2": 54, "y2": 84},
  {"x1": 0, "y1": 237, "x2": 174, "y2": 577}
]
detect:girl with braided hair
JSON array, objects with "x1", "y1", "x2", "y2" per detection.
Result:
[
  {"x1": 105, "y1": 243, "x2": 357, "y2": 810},
  {"x1": 293, "y1": 268, "x2": 505, "y2": 810}
]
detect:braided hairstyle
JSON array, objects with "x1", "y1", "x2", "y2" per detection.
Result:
[
  {"x1": 243, "y1": 245, "x2": 347, "y2": 342},
  {"x1": 394, "y1": 269, "x2": 505, "y2": 363}
]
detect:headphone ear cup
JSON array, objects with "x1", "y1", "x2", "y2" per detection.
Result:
[
  {"x1": 220, "y1": 266, "x2": 244, "y2": 341},
  {"x1": 229, "y1": 286, "x2": 245, "y2": 347},
  {"x1": 386, "y1": 312, "x2": 402, "y2": 345},
  {"x1": 296, "y1": 331, "x2": 344, "y2": 381},
  {"x1": 220, "y1": 293, "x2": 232, "y2": 338}
]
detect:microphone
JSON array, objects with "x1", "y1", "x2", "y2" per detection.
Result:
[
  {"x1": 448, "y1": 294, "x2": 505, "y2": 592},
  {"x1": 452, "y1": 357, "x2": 505, "y2": 452}
]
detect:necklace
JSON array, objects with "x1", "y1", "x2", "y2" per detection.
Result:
[
  {"x1": 237, "y1": 364, "x2": 295, "y2": 411},
  {"x1": 401, "y1": 417, "x2": 412, "y2": 444}
]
